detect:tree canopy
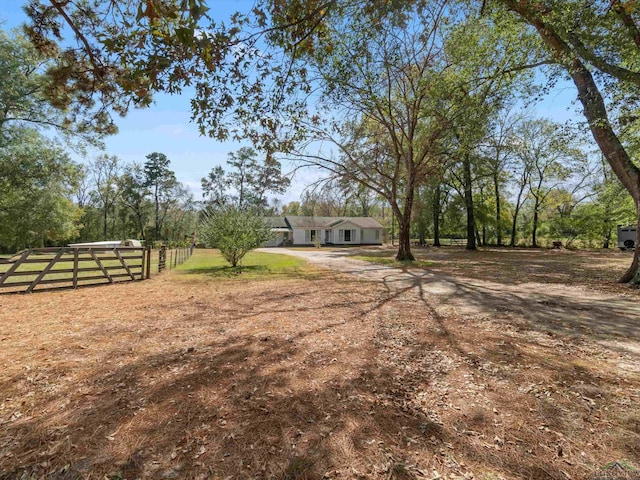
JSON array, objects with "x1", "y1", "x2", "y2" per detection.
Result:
[
  {"x1": 15, "y1": 0, "x2": 640, "y2": 281},
  {"x1": 0, "y1": 127, "x2": 81, "y2": 250},
  {"x1": 201, "y1": 147, "x2": 290, "y2": 211}
]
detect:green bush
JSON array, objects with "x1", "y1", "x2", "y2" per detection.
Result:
[{"x1": 199, "y1": 207, "x2": 273, "y2": 267}]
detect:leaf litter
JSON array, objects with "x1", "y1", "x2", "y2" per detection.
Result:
[{"x1": 0, "y1": 252, "x2": 638, "y2": 479}]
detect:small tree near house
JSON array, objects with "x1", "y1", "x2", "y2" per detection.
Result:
[{"x1": 199, "y1": 206, "x2": 273, "y2": 268}]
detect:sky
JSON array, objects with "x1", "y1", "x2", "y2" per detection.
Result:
[{"x1": 0, "y1": 0, "x2": 580, "y2": 205}]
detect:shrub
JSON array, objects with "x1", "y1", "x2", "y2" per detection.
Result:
[{"x1": 199, "y1": 207, "x2": 273, "y2": 268}]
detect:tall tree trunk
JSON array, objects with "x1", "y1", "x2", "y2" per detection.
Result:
[
  {"x1": 433, "y1": 183, "x2": 441, "y2": 247},
  {"x1": 463, "y1": 153, "x2": 476, "y2": 250},
  {"x1": 510, "y1": 183, "x2": 526, "y2": 247},
  {"x1": 103, "y1": 208, "x2": 108, "y2": 239},
  {"x1": 602, "y1": 203, "x2": 613, "y2": 249},
  {"x1": 391, "y1": 213, "x2": 395, "y2": 246},
  {"x1": 396, "y1": 216, "x2": 414, "y2": 261},
  {"x1": 510, "y1": 207, "x2": 519, "y2": 247},
  {"x1": 418, "y1": 222, "x2": 426, "y2": 247},
  {"x1": 494, "y1": 173, "x2": 502, "y2": 246},
  {"x1": 138, "y1": 214, "x2": 146, "y2": 241},
  {"x1": 532, "y1": 207, "x2": 539, "y2": 248},
  {"x1": 504, "y1": 0, "x2": 640, "y2": 281},
  {"x1": 393, "y1": 186, "x2": 415, "y2": 261},
  {"x1": 154, "y1": 184, "x2": 160, "y2": 243}
]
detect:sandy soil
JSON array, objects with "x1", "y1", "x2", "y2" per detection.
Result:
[{"x1": 260, "y1": 247, "x2": 640, "y2": 343}]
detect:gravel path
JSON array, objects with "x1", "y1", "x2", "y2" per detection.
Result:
[{"x1": 258, "y1": 247, "x2": 640, "y2": 348}]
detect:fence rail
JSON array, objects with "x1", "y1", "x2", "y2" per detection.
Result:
[
  {"x1": 0, "y1": 246, "x2": 149, "y2": 294},
  {"x1": 423, "y1": 238, "x2": 467, "y2": 246}
]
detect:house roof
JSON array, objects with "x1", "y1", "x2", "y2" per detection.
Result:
[
  {"x1": 282, "y1": 216, "x2": 383, "y2": 229},
  {"x1": 285, "y1": 216, "x2": 337, "y2": 228},
  {"x1": 263, "y1": 217, "x2": 291, "y2": 229},
  {"x1": 331, "y1": 217, "x2": 384, "y2": 229}
]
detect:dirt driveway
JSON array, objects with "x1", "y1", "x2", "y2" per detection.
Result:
[{"x1": 259, "y1": 248, "x2": 640, "y2": 348}]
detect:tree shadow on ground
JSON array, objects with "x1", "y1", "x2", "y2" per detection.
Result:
[
  {"x1": 176, "y1": 264, "x2": 317, "y2": 281},
  {"x1": 377, "y1": 266, "x2": 640, "y2": 340},
  {"x1": 298, "y1": 253, "x2": 640, "y2": 340},
  {"x1": 340, "y1": 246, "x2": 637, "y2": 289},
  {"x1": 1, "y1": 273, "x2": 638, "y2": 480}
]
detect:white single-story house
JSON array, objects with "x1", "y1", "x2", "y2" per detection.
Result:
[
  {"x1": 263, "y1": 216, "x2": 383, "y2": 247},
  {"x1": 263, "y1": 217, "x2": 293, "y2": 247}
]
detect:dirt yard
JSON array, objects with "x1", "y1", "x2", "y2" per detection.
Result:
[{"x1": 0, "y1": 248, "x2": 639, "y2": 479}]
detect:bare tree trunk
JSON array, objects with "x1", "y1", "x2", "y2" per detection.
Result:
[
  {"x1": 393, "y1": 186, "x2": 415, "y2": 261},
  {"x1": 396, "y1": 216, "x2": 414, "y2": 261},
  {"x1": 433, "y1": 183, "x2": 441, "y2": 247},
  {"x1": 154, "y1": 184, "x2": 160, "y2": 243},
  {"x1": 510, "y1": 183, "x2": 526, "y2": 247},
  {"x1": 138, "y1": 214, "x2": 146, "y2": 241},
  {"x1": 418, "y1": 222, "x2": 426, "y2": 247},
  {"x1": 532, "y1": 208, "x2": 539, "y2": 248},
  {"x1": 463, "y1": 153, "x2": 476, "y2": 250},
  {"x1": 494, "y1": 173, "x2": 502, "y2": 246},
  {"x1": 510, "y1": 207, "x2": 519, "y2": 247},
  {"x1": 391, "y1": 213, "x2": 395, "y2": 246}
]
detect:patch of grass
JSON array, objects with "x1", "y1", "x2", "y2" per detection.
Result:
[
  {"x1": 176, "y1": 248, "x2": 316, "y2": 280},
  {"x1": 353, "y1": 255, "x2": 434, "y2": 268}
]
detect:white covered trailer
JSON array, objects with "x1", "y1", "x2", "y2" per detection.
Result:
[
  {"x1": 68, "y1": 239, "x2": 142, "y2": 248},
  {"x1": 617, "y1": 225, "x2": 637, "y2": 250}
]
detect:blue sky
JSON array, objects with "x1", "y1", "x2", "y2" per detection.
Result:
[
  {"x1": 0, "y1": 0, "x2": 288, "y2": 201},
  {"x1": 1, "y1": 1, "x2": 580, "y2": 204}
]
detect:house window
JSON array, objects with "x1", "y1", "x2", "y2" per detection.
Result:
[
  {"x1": 339, "y1": 229, "x2": 356, "y2": 242},
  {"x1": 305, "y1": 230, "x2": 317, "y2": 242},
  {"x1": 375, "y1": 230, "x2": 380, "y2": 240}
]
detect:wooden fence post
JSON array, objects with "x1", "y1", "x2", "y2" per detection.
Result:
[
  {"x1": 145, "y1": 246, "x2": 151, "y2": 279},
  {"x1": 159, "y1": 245, "x2": 166, "y2": 273},
  {"x1": 73, "y1": 248, "x2": 79, "y2": 288}
]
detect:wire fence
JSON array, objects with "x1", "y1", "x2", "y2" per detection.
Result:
[{"x1": 156, "y1": 245, "x2": 194, "y2": 273}]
